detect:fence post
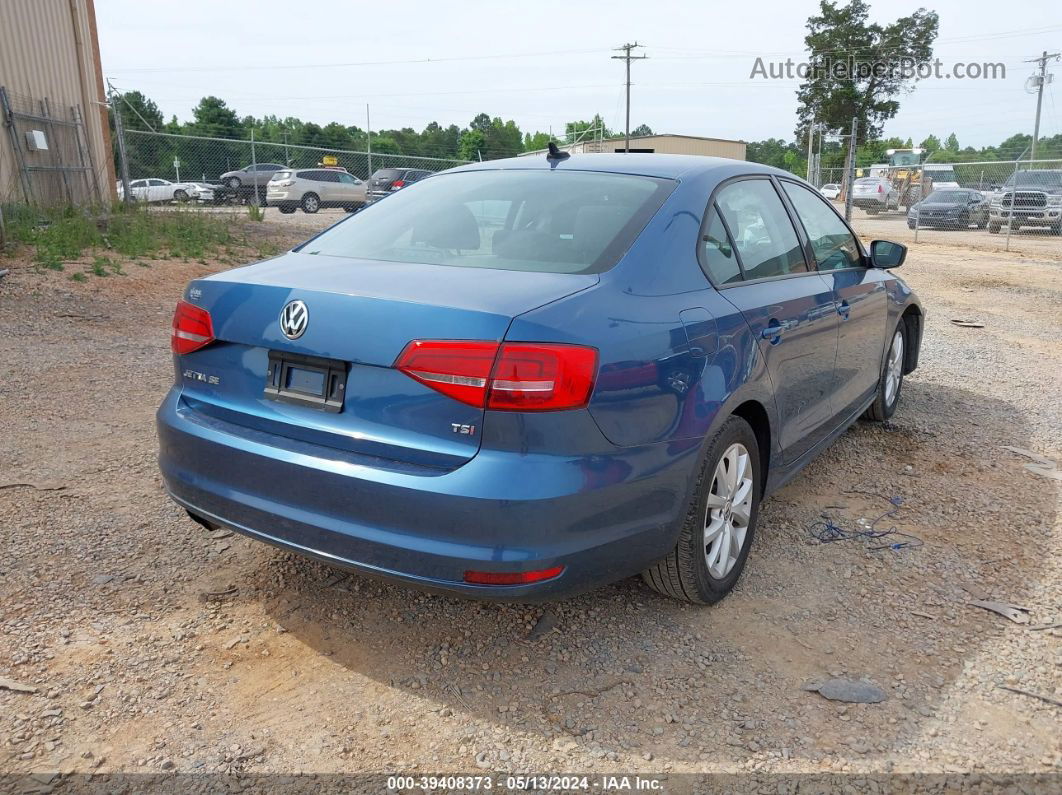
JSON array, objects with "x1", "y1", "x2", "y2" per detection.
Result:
[
  {"x1": 108, "y1": 88, "x2": 132, "y2": 204},
  {"x1": 249, "y1": 125, "x2": 258, "y2": 207},
  {"x1": 1004, "y1": 158, "x2": 1022, "y2": 253},
  {"x1": 844, "y1": 117, "x2": 857, "y2": 222}
]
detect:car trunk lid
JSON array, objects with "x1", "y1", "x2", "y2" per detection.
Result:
[{"x1": 175, "y1": 252, "x2": 597, "y2": 468}]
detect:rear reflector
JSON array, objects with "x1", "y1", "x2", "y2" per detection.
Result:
[
  {"x1": 171, "y1": 299, "x2": 214, "y2": 355},
  {"x1": 463, "y1": 566, "x2": 564, "y2": 586},
  {"x1": 395, "y1": 340, "x2": 597, "y2": 411}
]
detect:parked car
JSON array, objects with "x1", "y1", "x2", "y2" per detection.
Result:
[
  {"x1": 907, "y1": 189, "x2": 989, "y2": 230},
  {"x1": 159, "y1": 154, "x2": 922, "y2": 605},
  {"x1": 266, "y1": 169, "x2": 367, "y2": 213},
  {"x1": 365, "y1": 167, "x2": 433, "y2": 204},
  {"x1": 820, "y1": 183, "x2": 840, "y2": 200},
  {"x1": 218, "y1": 163, "x2": 286, "y2": 190},
  {"x1": 988, "y1": 169, "x2": 1062, "y2": 234},
  {"x1": 118, "y1": 178, "x2": 211, "y2": 203},
  {"x1": 852, "y1": 177, "x2": 900, "y2": 213}
]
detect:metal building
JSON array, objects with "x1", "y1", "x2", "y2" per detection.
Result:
[
  {"x1": 522, "y1": 133, "x2": 747, "y2": 161},
  {"x1": 0, "y1": 0, "x2": 112, "y2": 205}
]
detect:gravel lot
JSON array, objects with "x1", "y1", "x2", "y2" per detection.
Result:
[{"x1": 1, "y1": 215, "x2": 1059, "y2": 784}]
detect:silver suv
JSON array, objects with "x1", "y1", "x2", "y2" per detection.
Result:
[{"x1": 266, "y1": 169, "x2": 367, "y2": 214}]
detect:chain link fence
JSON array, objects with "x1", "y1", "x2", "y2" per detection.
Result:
[
  {"x1": 810, "y1": 152, "x2": 1062, "y2": 257},
  {"x1": 113, "y1": 128, "x2": 469, "y2": 214}
]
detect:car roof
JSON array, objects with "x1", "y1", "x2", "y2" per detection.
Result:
[{"x1": 445, "y1": 153, "x2": 784, "y2": 181}]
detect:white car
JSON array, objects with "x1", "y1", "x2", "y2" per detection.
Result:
[
  {"x1": 820, "y1": 183, "x2": 840, "y2": 200},
  {"x1": 117, "y1": 178, "x2": 212, "y2": 203}
]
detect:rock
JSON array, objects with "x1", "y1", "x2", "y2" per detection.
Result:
[
  {"x1": 0, "y1": 677, "x2": 38, "y2": 694},
  {"x1": 528, "y1": 611, "x2": 558, "y2": 641},
  {"x1": 807, "y1": 678, "x2": 887, "y2": 704}
]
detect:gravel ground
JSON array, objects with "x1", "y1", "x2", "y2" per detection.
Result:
[{"x1": 0, "y1": 217, "x2": 1059, "y2": 784}]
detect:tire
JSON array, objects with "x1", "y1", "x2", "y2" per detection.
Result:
[
  {"x1": 642, "y1": 416, "x2": 761, "y2": 605},
  {"x1": 988, "y1": 222, "x2": 1001, "y2": 234},
  {"x1": 278, "y1": 206, "x2": 296, "y2": 214},
  {"x1": 227, "y1": 177, "x2": 241, "y2": 189},
  {"x1": 959, "y1": 211, "x2": 969, "y2": 229},
  {"x1": 1051, "y1": 222, "x2": 1062, "y2": 236},
  {"x1": 866, "y1": 207, "x2": 879, "y2": 215},
  {"x1": 863, "y1": 323, "x2": 906, "y2": 422},
  {"x1": 977, "y1": 216, "x2": 987, "y2": 229},
  {"x1": 301, "y1": 193, "x2": 320, "y2": 214},
  {"x1": 173, "y1": 189, "x2": 189, "y2": 202},
  {"x1": 907, "y1": 222, "x2": 916, "y2": 230}
]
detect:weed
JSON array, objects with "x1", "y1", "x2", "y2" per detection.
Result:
[
  {"x1": 89, "y1": 260, "x2": 109, "y2": 277},
  {"x1": 247, "y1": 203, "x2": 265, "y2": 222},
  {"x1": 70, "y1": 272, "x2": 87, "y2": 283}
]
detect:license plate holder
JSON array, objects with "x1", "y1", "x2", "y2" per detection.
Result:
[{"x1": 263, "y1": 351, "x2": 347, "y2": 413}]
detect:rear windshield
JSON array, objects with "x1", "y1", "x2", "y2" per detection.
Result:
[
  {"x1": 371, "y1": 169, "x2": 402, "y2": 180},
  {"x1": 855, "y1": 178, "x2": 882, "y2": 185},
  {"x1": 299, "y1": 169, "x2": 675, "y2": 274},
  {"x1": 273, "y1": 171, "x2": 292, "y2": 180}
]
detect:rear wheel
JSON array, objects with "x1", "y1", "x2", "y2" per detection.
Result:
[
  {"x1": 863, "y1": 324, "x2": 906, "y2": 422},
  {"x1": 227, "y1": 176, "x2": 241, "y2": 189},
  {"x1": 301, "y1": 193, "x2": 320, "y2": 213},
  {"x1": 173, "y1": 189, "x2": 189, "y2": 202},
  {"x1": 642, "y1": 416, "x2": 760, "y2": 605}
]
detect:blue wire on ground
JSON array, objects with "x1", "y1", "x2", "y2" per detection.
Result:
[{"x1": 808, "y1": 494, "x2": 924, "y2": 551}]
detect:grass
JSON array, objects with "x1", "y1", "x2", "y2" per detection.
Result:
[
  {"x1": 1, "y1": 203, "x2": 238, "y2": 267},
  {"x1": 69, "y1": 272, "x2": 86, "y2": 283}
]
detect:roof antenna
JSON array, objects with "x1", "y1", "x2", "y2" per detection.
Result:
[{"x1": 546, "y1": 142, "x2": 570, "y2": 162}]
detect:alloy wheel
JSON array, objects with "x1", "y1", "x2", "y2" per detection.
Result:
[{"x1": 703, "y1": 443, "x2": 753, "y2": 579}]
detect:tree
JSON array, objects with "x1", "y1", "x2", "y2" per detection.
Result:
[
  {"x1": 190, "y1": 96, "x2": 243, "y2": 139},
  {"x1": 565, "y1": 114, "x2": 612, "y2": 143},
  {"x1": 458, "y1": 129, "x2": 486, "y2": 161},
  {"x1": 522, "y1": 131, "x2": 551, "y2": 152},
  {"x1": 944, "y1": 132, "x2": 960, "y2": 153},
  {"x1": 919, "y1": 134, "x2": 941, "y2": 154},
  {"x1": 631, "y1": 123, "x2": 654, "y2": 137},
  {"x1": 795, "y1": 0, "x2": 939, "y2": 144}
]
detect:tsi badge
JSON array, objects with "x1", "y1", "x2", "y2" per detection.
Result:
[{"x1": 451, "y1": 423, "x2": 476, "y2": 435}]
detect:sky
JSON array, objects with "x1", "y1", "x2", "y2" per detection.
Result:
[{"x1": 95, "y1": 0, "x2": 1062, "y2": 149}]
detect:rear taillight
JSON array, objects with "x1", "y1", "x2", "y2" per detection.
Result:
[
  {"x1": 395, "y1": 340, "x2": 598, "y2": 411},
  {"x1": 390, "y1": 179, "x2": 406, "y2": 190},
  {"x1": 878, "y1": 184, "x2": 884, "y2": 194},
  {"x1": 171, "y1": 299, "x2": 214, "y2": 355}
]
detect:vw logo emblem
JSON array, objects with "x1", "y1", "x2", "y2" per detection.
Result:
[{"x1": 279, "y1": 300, "x2": 308, "y2": 340}]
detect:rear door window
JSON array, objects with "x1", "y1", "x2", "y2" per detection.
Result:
[
  {"x1": 699, "y1": 206, "x2": 742, "y2": 285},
  {"x1": 715, "y1": 179, "x2": 807, "y2": 280}
]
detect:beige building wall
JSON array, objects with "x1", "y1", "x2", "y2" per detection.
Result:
[
  {"x1": 585, "y1": 134, "x2": 746, "y2": 160},
  {"x1": 0, "y1": 0, "x2": 112, "y2": 203}
]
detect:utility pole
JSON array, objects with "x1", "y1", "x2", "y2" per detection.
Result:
[
  {"x1": 612, "y1": 42, "x2": 647, "y2": 153},
  {"x1": 1027, "y1": 50, "x2": 1060, "y2": 161}
]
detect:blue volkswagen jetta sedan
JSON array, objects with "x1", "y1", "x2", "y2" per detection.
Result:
[{"x1": 158, "y1": 153, "x2": 922, "y2": 604}]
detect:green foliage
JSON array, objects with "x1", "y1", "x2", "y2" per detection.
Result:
[
  {"x1": 69, "y1": 272, "x2": 87, "y2": 283},
  {"x1": 795, "y1": 0, "x2": 939, "y2": 142},
  {"x1": 2, "y1": 204, "x2": 235, "y2": 265},
  {"x1": 247, "y1": 203, "x2": 265, "y2": 222}
]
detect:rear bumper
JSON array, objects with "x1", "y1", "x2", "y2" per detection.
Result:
[{"x1": 156, "y1": 390, "x2": 692, "y2": 601}]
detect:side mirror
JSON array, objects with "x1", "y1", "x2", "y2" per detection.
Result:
[{"x1": 869, "y1": 240, "x2": 907, "y2": 269}]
